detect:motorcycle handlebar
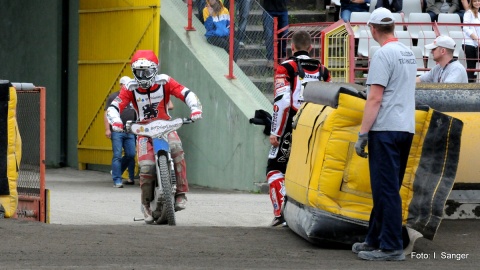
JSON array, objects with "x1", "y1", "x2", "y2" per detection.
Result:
[{"x1": 125, "y1": 117, "x2": 193, "y2": 133}]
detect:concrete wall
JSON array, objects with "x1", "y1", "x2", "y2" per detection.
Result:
[
  {"x1": 0, "y1": 0, "x2": 67, "y2": 167},
  {"x1": 0, "y1": 0, "x2": 272, "y2": 191},
  {"x1": 160, "y1": 1, "x2": 272, "y2": 191}
]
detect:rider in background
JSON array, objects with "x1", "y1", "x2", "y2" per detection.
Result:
[
  {"x1": 267, "y1": 30, "x2": 331, "y2": 226},
  {"x1": 106, "y1": 50, "x2": 203, "y2": 224}
]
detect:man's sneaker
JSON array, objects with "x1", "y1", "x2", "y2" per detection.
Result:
[
  {"x1": 113, "y1": 182, "x2": 123, "y2": 188},
  {"x1": 141, "y1": 204, "x2": 154, "y2": 224},
  {"x1": 175, "y1": 194, "x2": 187, "y2": 211},
  {"x1": 358, "y1": 249, "x2": 405, "y2": 261},
  {"x1": 270, "y1": 216, "x2": 285, "y2": 227},
  {"x1": 352, "y1": 242, "x2": 376, "y2": 254}
]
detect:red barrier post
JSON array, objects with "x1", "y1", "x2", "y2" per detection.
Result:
[
  {"x1": 225, "y1": 0, "x2": 236, "y2": 79},
  {"x1": 273, "y1": 17, "x2": 278, "y2": 70},
  {"x1": 184, "y1": 0, "x2": 196, "y2": 31},
  {"x1": 39, "y1": 87, "x2": 46, "y2": 222}
]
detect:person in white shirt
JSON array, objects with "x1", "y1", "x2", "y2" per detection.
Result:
[
  {"x1": 417, "y1": 35, "x2": 468, "y2": 83},
  {"x1": 462, "y1": 0, "x2": 480, "y2": 82}
]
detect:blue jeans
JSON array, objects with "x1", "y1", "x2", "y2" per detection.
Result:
[
  {"x1": 262, "y1": 10, "x2": 288, "y2": 60},
  {"x1": 340, "y1": 5, "x2": 369, "y2": 22},
  {"x1": 111, "y1": 131, "x2": 136, "y2": 184},
  {"x1": 206, "y1": 36, "x2": 240, "y2": 61},
  {"x1": 365, "y1": 131, "x2": 413, "y2": 251},
  {"x1": 223, "y1": 0, "x2": 252, "y2": 42}
]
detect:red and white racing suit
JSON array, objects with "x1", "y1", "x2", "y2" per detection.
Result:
[
  {"x1": 107, "y1": 75, "x2": 202, "y2": 206},
  {"x1": 268, "y1": 51, "x2": 331, "y2": 217}
]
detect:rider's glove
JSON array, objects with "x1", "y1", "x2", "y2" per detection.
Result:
[
  {"x1": 124, "y1": 79, "x2": 138, "y2": 91},
  {"x1": 190, "y1": 109, "x2": 202, "y2": 121},
  {"x1": 112, "y1": 122, "x2": 124, "y2": 132},
  {"x1": 354, "y1": 132, "x2": 368, "y2": 158}
]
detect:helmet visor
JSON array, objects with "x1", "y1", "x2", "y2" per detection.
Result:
[{"x1": 133, "y1": 68, "x2": 156, "y2": 80}]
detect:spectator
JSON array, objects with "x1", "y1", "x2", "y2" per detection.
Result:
[
  {"x1": 375, "y1": 0, "x2": 403, "y2": 12},
  {"x1": 352, "y1": 7, "x2": 416, "y2": 261},
  {"x1": 457, "y1": 0, "x2": 470, "y2": 22},
  {"x1": 196, "y1": 0, "x2": 207, "y2": 23},
  {"x1": 104, "y1": 76, "x2": 137, "y2": 188},
  {"x1": 462, "y1": 0, "x2": 480, "y2": 82},
  {"x1": 267, "y1": 30, "x2": 331, "y2": 227},
  {"x1": 425, "y1": 0, "x2": 461, "y2": 22},
  {"x1": 417, "y1": 36, "x2": 468, "y2": 83},
  {"x1": 262, "y1": 0, "x2": 289, "y2": 64},
  {"x1": 340, "y1": 0, "x2": 370, "y2": 22},
  {"x1": 223, "y1": 0, "x2": 252, "y2": 47},
  {"x1": 203, "y1": 0, "x2": 240, "y2": 61},
  {"x1": 375, "y1": 0, "x2": 404, "y2": 22}
]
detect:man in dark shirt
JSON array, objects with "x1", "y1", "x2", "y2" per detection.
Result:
[
  {"x1": 104, "y1": 76, "x2": 137, "y2": 188},
  {"x1": 262, "y1": 0, "x2": 289, "y2": 63}
]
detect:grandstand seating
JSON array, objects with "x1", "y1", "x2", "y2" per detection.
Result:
[
  {"x1": 407, "y1": 12, "x2": 432, "y2": 39},
  {"x1": 357, "y1": 29, "x2": 380, "y2": 57},
  {"x1": 448, "y1": 30, "x2": 465, "y2": 58},
  {"x1": 411, "y1": 46, "x2": 426, "y2": 75},
  {"x1": 395, "y1": 30, "x2": 413, "y2": 47},
  {"x1": 350, "y1": 12, "x2": 371, "y2": 38},
  {"x1": 391, "y1": 12, "x2": 405, "y2": 32},
  {"x1": 402, "y1": 0, "x2": 423, "y2": 22},
  {"x1": 457, "y1": 49, "x2": 468, "y2": 68},
  {"x1": 437, "y1": 13, "x2": 462, "y2": 36},
  {"x1": 345, "y1": 10, "x2": 472, "y2": 82}
]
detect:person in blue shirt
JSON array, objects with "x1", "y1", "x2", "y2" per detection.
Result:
[
  {"x1": 203, "y1": 0, "x2": 240, "y2": 61},
  {"x1": 340, "y1": 0, "x2": 370, "y2": 22}
]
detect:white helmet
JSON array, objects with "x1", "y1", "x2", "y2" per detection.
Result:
[{"x1": 130, "y1": 50, "x2": 159, "y2": 89}]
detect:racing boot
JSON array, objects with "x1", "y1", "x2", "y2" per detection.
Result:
[
  {"x1": 141, "y1": 204, "x2": 154, "y2": 224},
  {"x1": 140, "y1": 175, "x2": 155, "y2": 224},
  {"x1": 175, "y1": 193, "x2": 187, "y2": 211}
]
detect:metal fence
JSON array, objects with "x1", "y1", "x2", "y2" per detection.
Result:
[
  {"x1": 181, "y1": 0, "x2": 275, "y2": 95},
  {"x1": 348, "y1": 21, "x2": 480, "y2": 84},
  {"x1": 184, "y1": 3, "x2": 480, "y2": 96},
  {"x1": 15, "y1": 86, "x2": 47, "y2": 222}
]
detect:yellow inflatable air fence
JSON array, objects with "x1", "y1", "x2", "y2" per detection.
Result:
[
  {"x1": 0, "y1": 81, "x2": 22, "y2": 218},
  {"x1": 284, "y1": 82, "x2": 462, "y2": 245}
]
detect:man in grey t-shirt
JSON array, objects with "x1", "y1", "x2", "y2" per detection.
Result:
[
  {"x1": 352, "y1": 7, "x2": 417, "y2": 262},
  {"x1": 417, "y1": 35, "x2": 468, "y2": 83}
]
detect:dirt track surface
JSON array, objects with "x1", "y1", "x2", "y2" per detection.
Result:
[{"x1": 1, "y1": 168, "x2": 479, "y2": 269}]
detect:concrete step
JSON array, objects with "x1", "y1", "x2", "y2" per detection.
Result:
[{"x1": 193, "y1": 1, "x2": 334, "y2": 100}]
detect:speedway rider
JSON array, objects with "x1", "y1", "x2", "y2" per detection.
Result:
[
  {"x1": 106, "y1": 50, "x2": 203, "y2": 224},
  {"x1": 267, "y1": 30, "x2": 331, "y2": 226}
]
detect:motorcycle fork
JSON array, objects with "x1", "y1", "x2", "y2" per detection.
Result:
[{"x1": 153, "y1": 139, "x2": 177, "y2": 196}]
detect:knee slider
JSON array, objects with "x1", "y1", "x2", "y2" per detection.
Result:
[
  {"x1": 169, "y1": 140, "x2": 183, "y2": 153},
  {"x1": 139, "y1": 160, "x2": 156, "y2": 178}
]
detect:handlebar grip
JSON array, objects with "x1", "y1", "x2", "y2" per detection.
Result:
[{"x1": 183, "y1": 118, "x2": 194, "y2": 124}]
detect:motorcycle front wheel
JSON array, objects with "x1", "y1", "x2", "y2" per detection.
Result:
[{"x1": 153, "y1": 153, "x2": 176, "y2": 225}]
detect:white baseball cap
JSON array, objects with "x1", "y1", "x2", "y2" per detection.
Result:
[
  {"x1": 119, "y1": 76, "x2": 130, "y2": 85},
  {"x1": 425, "y1": 35, "x2": 456, "y2": 50},
  {"x1": 367, "y1": 7, "x2": 395, "y2": 25}
]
